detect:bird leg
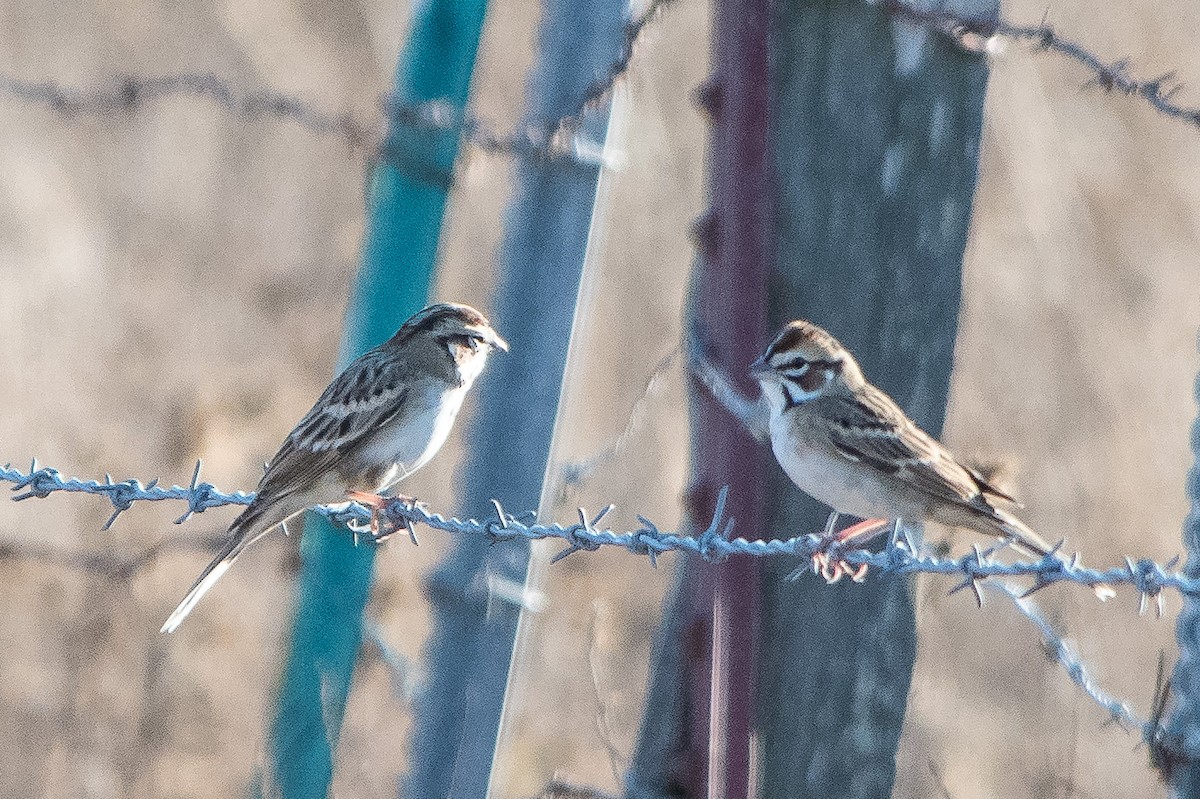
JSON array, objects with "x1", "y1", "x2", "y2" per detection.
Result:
[
  {"x1": 345, "y1": 490, "x2": 421, "y2": 546},
  {"x1": 809, "y1": 515, "x2": 892, "y2": 584}
]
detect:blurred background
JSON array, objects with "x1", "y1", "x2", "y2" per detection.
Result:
[{"x1": 1, "y1": 0, "x2": 1199, "y2": 797}]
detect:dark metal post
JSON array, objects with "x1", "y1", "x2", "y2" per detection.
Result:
[
  {"x1": 625, "y1": 0, "x2": 772, "y2": 794},
  {"x1": 758, "y1": 1, "x2": 995, "y2": 796}
]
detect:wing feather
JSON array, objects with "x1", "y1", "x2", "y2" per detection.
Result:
[
  {"x1": 821, "y1": 387, "x2": 999, "y2": 513},
  {"x1": 252, "y1": 349, "x2": 411, "y2": 507}
]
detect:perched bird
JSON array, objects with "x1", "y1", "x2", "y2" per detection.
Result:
[
  {"x1": 161, "y1": 302, "x2": 507, "y2": 633},
  {"x1": 750, "y1": 319, "x2": 1067, "y2": 563}
]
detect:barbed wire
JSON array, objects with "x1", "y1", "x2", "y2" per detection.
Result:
[
  {"x1": 0, "y1": 0, "x2": 674, "y2": 174},
  {"x1": 3, "y1": 460, "x2": 1194, "y2": 600},
  {"x1": 988, "y1": 581, "x2": 1148, "y2": 735},
  {"x1": 548, "y1": 0, "x2": 674, "y2": 138},
  {"x1": 3, "y1": 0, "x2": 1194, "y2": 184},
  {"x1": 882, "y1": 0, "x2": 1200, "y2": 131},
  {"x1": 0, "y1": 70, "x2": 611, "y2": 172},
  {"x1": 0, "y1": 71, "x2": 375, "y2": 144},
  {"x1": 0, "y1": 459, "x2": 1187, "y2": 750}
]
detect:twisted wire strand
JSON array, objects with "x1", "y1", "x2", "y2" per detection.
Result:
[
  {"x1": 3, "y1": 460, "x2": 1194, "y2": 600},
  {"x1": 990, "y1": 582, "x2": 1148, "y2": 734},
  {"x1": 0, "y1": 1, "x2": 676, "y2": 171},
  {"x1": 1, "y1": 459, "x2": 1181, "y2": 750},
  {"x1": 883, "y1": 0, "x2": 1200, "y2": 131}
]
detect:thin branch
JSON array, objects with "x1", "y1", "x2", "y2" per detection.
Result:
[
  {"x1": 927, "y1": 759, "x2": 957, "y2": 799},
  {"x1": 558, "y1": 346, "x2": 682, "y2": 493},
  {"x1": 587, "y1": 600, "x2": 628, "y2": 783},
  {"x1": 0, "y1": 531, "x2": 229, "y2": 580}
]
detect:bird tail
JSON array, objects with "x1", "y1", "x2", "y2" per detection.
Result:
[
  {"x1": 160, "y1": 503, "x2": 274, "y2": 634},
  {"x1": 992, "y1": 509, "x2": 1115, "y2": 601},
  {"x1": 991, "y1": 508, "x2": 1056, "y2": 559}
]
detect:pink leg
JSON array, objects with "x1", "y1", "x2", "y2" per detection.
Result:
[
  {"x1": 345, "y1": 490, "x2": 420, "y2": 545},
  {"x1": 811, "y1": 517, "x2": 891, "y2": 584}
]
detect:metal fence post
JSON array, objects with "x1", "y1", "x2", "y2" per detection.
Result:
[
  {"x1": 260, "y1": 2, "x2": 489, "y2": 796},
  {"x1": 399, "y1": 1, "x2": 626, "y2": 796},
  {"x1": 757, "y1": 1, "x2": 995, "y2": 796},
  {"x1": 1167, "y1": 356, "x2": 1200, "y2": 794},
  {"x1": 625, "y1": 0, "x2": 772, "y2": 794}
]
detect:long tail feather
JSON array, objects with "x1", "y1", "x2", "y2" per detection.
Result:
[
  {"x1": 160, "y1": 535, "x2": 246, "y2": 633},
  {"x1": 993, "y1": 509, "x2": 1115, "y2": 601},
  {"x1": 160, "y1": 503, "x2": 274, "y2": 633},
  {"x1": 993, "y1": 508, "x2": 1056, "y2": 559}
]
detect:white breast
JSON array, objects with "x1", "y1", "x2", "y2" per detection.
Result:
[
  {"x1": 768, "y1": 414, "x2": 897, "y2": 520},
  {"x1": 360, "y1": 383, "x2": 468, "y2": 490}
]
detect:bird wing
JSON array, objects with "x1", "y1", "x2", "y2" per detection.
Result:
[
  {"x1": 161, "y1": 350, "x2": 414, "y2": 633},
  {"x1": 817, "y1": 386, "x2": 1001, "y2": 514},
  {"x1": 251, "y1": 348, "x2": 412, "y2": 508}
]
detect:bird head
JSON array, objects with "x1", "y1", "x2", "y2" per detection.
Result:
[
  {"x1": 750, "y1": 319, "x2": 864, "y2": 411},
  {"x1": 395, "y1": 302, "x2": 508, "y2": 385}
]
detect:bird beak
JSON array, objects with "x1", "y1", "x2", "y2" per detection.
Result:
[
  {"x1": 482, "y1": 328, "x2": 509, "y2": 352},
  {"x1": 749, "y1": 354, "x2": 771, "y2": 378}
]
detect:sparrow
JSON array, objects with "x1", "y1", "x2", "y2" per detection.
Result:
[
  {"x1": 750, "y1": 319, "x2": 1082, "y2": 571},
  {"x1": 161, "y1": 302, "x2": 508, "y2": 633}
]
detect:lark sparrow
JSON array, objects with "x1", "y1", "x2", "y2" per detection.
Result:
[
  {"x1": 161, "y1": 302, "x2": 507, "y2": 633},
  {"x1": 750, "y1": 319, "x2": 1061, "y2": 560}
]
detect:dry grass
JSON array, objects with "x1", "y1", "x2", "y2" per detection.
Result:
[{"x1": 2, "y1": 0, "x2": 1198, "y2": 797}]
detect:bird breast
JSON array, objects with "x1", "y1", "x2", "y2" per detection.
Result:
[
  {"x1": 768, "y1": 414, "x2": 899, "y2": 520},
  {"x1": 356, "y1": 384, "x2": 468, "y2": 491}
]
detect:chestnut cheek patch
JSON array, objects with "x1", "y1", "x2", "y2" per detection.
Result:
[{"x1": 798, "y1": 367, "x2": 827, "y2": 393}]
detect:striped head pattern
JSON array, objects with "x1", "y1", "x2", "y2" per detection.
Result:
[{"x1": 750, "y1": 319, "x2": 864, "y2": 410}]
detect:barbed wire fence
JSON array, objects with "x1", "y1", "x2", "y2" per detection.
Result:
[
  {"x1": 2, "y1": 0, "x2": 1199, "y2": 180},
  {"x1": 0, "y1": 457, "x2": 1185, "y2": 744},
  {"x1": 0, "y1": 0, "x2": 675, "y2": 177},
  {"x1": 3, "y1": 0, "x2": 1200, "y2": 787}
]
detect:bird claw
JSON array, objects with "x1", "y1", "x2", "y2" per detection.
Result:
[
  {"x1": 797, "y1": 518, "x2": 888, "y2": 584},
  {"x1": 810, "y1": 550, "x2": 869, "y2": 584},
  {"x1": 345, "y1": 490, "x2": 421, "y2": 546}
]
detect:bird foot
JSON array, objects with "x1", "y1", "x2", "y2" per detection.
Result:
[
  {"x1": 811, "y1": 550, "x2": 870, "y2": 584},
  {"x1": 809, "y1": 517, "x2": 891, "y2": 584},
  {"x1": 345, "y1": 490, "x2": 421, "y2": 546}
]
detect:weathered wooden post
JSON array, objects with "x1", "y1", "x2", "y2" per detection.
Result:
[{"x1": 628, "y1": 1, "x2": 993, "y2": 796}]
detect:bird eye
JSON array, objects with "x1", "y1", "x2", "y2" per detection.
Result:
[
  {"x1": 445, "y1": 334, "x2": 481, "y2": 356},
  {"x1": 780, "y1": 356, "x2": 809, "y2": 373}
]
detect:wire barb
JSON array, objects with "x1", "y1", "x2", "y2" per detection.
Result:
[
  {"x1": 5, "y1": 463, "x2": 1199, "y2": 597},
  {"x1": 0, "y1": 0, "x2": 673, "y2": 176},
  {"x1": 2, "y1": 461, "x2": 1190, "y2": 750},
  {"x1": 881, "y1": 0, "x2": 1200, "y2": 132}
]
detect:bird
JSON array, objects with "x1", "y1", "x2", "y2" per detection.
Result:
[
  {"x1": 749, "y1": 318, "x2": 1108, "y2": 595},
  {"x1": 161, "y1": 302, "x2": 508, "y2": 633}
]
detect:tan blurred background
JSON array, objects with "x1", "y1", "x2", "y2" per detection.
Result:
[{"x1": 1, "y1": 0, "x2": 1198, "y2": 797}]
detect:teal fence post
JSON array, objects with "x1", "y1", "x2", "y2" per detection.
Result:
[{"x1": 260, "y1": 2, "x2": 490, "y2": 797}]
